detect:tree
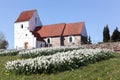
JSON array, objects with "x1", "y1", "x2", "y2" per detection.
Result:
[
  {"x1": 0, "y1": 32, "x2": 8, "y2": 49},
  {"x1": 103, "y1": 25, "x2": 110, "y2": 42},
  {"x1": 111, "y1": 27, "x2": 120, "y2": 42},
  {"x1": 88, "y1": 36, "x2": 92, "y2": 44},
  {"x1": 0, "y1": 40, "x2": 8, "y2": 49}
]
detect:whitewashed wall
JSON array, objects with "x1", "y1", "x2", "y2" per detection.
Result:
[
  {"x1": 14, "y1": 10, "x2": 44, "y2": 49},
  {"x1": 14, "y1": 22, "x2": 37, "y2": 49}
]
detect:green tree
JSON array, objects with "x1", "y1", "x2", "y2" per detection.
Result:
[
  {"x1": 111, "y1": 27, "x2": 120, "y2": 42},
  {"x1": 103, "y1": 25, "x2": 110, "y2": 42},
  {"x1": 0, "y1": 32, "x2": 8, "y2": 49}
]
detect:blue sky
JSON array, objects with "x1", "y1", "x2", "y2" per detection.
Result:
[{"x1": 0, "y1": 0, "x2": 120, "y2": 49}]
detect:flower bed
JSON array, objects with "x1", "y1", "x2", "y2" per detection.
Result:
[
  {"x1": 18, "y1": 46, "x2": 80, "y2": 58},
  {"x1": 5, "y1": 48, "x2": 113, "y2": 75},
  {"x1": 0, "y1": 49, "x2": 20, "y2": 56}
]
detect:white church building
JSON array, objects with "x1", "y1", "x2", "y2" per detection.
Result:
[{"x1": 14, "y1": 10, "x2": 88, "y2": 49}]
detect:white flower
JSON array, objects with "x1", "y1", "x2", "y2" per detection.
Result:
[{"x1": 5, "y1": 48, "x2": 113, "y2": 74}]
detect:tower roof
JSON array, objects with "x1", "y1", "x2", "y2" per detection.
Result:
[{"x1": 15, "y1": 10, "x2": 36, "y2": 23}]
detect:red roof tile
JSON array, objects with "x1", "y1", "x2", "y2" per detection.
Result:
[
  {"x1": 15, "y1": 10, "x2": 36, "y2": 22},
  {"x1": 35, "y1": 23, "x2": 66, "y2": 38},
  {"x1": 63, "y1": 22, "x2": 84, "y2": 36}
]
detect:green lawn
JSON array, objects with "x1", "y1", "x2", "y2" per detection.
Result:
[{"x1": 0, "y1": 52, "x2": 120, "y2": 80}]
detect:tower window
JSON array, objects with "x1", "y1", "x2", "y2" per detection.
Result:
[
  {"x1": 21, "y1": 24, "x2": 23, "y2": 29},
  {"x1": 25, "y1": 34, "x2": 27, "y2": 36}
]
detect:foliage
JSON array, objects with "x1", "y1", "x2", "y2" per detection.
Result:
[
  {"x1": 103, "y1": 25, "x2": 110, "y2": 42},
  {"x1": 111, "y1": 27, "x2": 120, "y2": 42},
  {"x1": 5, "y1": 48, "x2": 113, "y2": 75},
  {"x1": 0, "y1": 40, "x2": 8, "y2": 49}
]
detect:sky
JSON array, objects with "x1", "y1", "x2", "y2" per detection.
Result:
[{"x1": 0, "y1": 0, "x2": 120, "y2": 49}]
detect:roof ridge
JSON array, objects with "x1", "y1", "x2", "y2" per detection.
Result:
[
  {"x1": 22, "y1": 9, "x2": 37, "y2": 13},
  {"x1": 67, "y1": 21, "x2": 84, "y2": 24},
  {"x1": 42, "y1": 23, "x2": 66, "y2": 26}
]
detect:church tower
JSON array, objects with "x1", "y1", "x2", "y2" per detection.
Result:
[{"x1": 14, "y1": 10, "x2": 42, "y2": 49}]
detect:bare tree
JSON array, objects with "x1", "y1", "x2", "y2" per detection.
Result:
[{"x1": 0, "y1": 32, "x2": 8, "y2": 49}]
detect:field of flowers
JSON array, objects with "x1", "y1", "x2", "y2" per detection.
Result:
[
  {"x1": 18, "y1": 46, "x2": 80, "y2": 58},
  {"x1": 5, "y1": 48, "x2": 113, "y2": 75},
  {"x1": 0, "y1": 46, "x2": 79, "y2": 57},
  {"x1": 0, "y1": 49, "x2": 20, "y2": 56}
]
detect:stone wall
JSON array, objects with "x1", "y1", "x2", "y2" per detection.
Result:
[
  {"x1": 50, "y1": 35, "x2": 87, "y2": 47},
  {"x1": 51, "y1": 37, "x2": 61, "y2": 47},
  {"x1": 51, "y1": 36, "x2": 85, "y2": 47},
  {"x1": 64, "y1": 35, "x2": 82, "y2": 46},
  {"x1": 82, "y1": 42, "x2": 120, "y2": 52}
]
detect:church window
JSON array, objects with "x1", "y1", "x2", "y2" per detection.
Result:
[
  {"x1": 69, "y1": 36, "x2": 72, "y2": 42},
  {"x1": 68, "y1": 36, "x2": 74, "y2": 43},
  {"x1": 47, "y1": 38, "x2": 50, "y2": 44},
  {"x1": 21, "y1": 24, "x2": 23, "y2": 29}
]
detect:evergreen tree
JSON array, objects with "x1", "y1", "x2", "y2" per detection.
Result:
[
  {"x1": 111, "y1": 27, "x2": 120, "y2": 42},
  {"x1": 103, "y1": 25, "x2": 110, "y2": 42}
]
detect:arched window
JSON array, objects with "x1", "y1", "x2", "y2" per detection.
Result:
[
  {"x1": 21, "y1": 24, "x2": 23, "y2": 29},
  {"x1": 68, "y1": 36, "x2": 74, "y2": 43},
  {"x1": 47, "y1": 38, "x2": 50, "y2": 44},
  {"x1": 69, "y1": 36, "x2": 72, "y2": 42},
  {"x1": 25, "y1": 34, "x2": 27, "y2": 36}
]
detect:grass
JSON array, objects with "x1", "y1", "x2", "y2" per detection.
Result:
[{"x1": 0, "y1": 52, "x2": 120, "y2": 80}]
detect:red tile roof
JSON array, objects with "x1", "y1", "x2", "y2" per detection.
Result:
[
  {"x1": 63, "y1": 22, "x2": 84, "y2": 36},
  {"x1": 35, "y1": 23, "x2": 66, "y2": 38},
  {"x1": 15, "y1": 10, "x2": 36, "y2": 22},
  {"x1": 31, "y1": 31, "x2": 45, "y2": 41},
  {"x1": 33, "y1": 22, "x2": 84, "y2": 38}
]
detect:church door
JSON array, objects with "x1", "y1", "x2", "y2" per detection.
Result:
[{"x1": 25, "y1": 42, "x2": 29, "y2": 49}]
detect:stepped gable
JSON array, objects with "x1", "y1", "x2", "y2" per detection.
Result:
[{"x1": 31, "y1": 31, "x2": 44, "y2": 41}]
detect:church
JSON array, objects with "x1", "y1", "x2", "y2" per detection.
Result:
[{"x1": 14, "y1": 10, "x2": 88, "y2": 49}]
